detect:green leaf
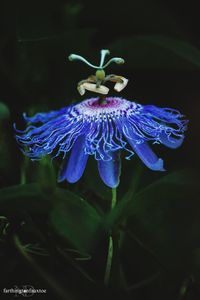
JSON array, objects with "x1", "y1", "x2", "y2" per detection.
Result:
[
  {"x1": 0, "y1": 102, "x2": 10, "y2": 121},
  {"x1": 0, "y1": 183, "x2": 52, "y2": 213},
  {"x1": 0, "y1": 183, "x2": 104, "y2": 252},
  {"x1": 124, "y1": 169, "x2": 200, "y2": 266},
  {"x1": 50, "y1": 188, "x2": 103, "y2": 252},
  {"x1": 109, "y1": 35, "x2": 200, "y2": 69},
  {"x1": 107, "y1": 169, "x2": 198, "y2": 229},
  {"x1": 130, "y1": 168, "x2": 198, "y2": 213}
]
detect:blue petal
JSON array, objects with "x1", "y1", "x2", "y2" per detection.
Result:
[
  {"x1": 23, "y1": 106, "x2": 71, "y2": 124},
  {"x1": 127, "y1": 139, "x2": 165, "y2": 171},
  {"x1": 97, "y1": 151, "x2": 121, "y2": 188},
  {"x1": 58, "y1": 135, "x2": 88, "y2": 183},
  {"x1": 159, "y1": 132, "x2": 184, "y2": 149}
]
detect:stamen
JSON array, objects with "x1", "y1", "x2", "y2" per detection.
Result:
[
  {"x1": 114, "y1": 77, "x2": 129, "y2": 92},
  {"x1": 78, "y1": 82, "x2": 109, "y2": 95}
]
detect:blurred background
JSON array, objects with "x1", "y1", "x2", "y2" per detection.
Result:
[{"x1": 0, "y1": 0, "x2": 200, "y2": 299}]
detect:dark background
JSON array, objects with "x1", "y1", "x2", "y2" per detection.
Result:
[{"x1": 0, "y1": 0, "x2": 200, "y2": 299}]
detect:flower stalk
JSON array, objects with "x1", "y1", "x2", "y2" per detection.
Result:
[{"x1": 104, "y1": 188, "x2": 117, "y2": 286}]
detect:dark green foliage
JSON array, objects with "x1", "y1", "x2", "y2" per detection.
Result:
[
  {"x1": 50, "y1": 188, "x2": 102, "y2": 252},
  {"x1": 0, "y1": 0, "x2": 200, "y2": 299},
  {"x1": 109, "y1": 36, "x2": 200, "y2": 70}
]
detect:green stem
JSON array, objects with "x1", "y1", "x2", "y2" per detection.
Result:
[
  {"x1": 111, "y1": 188, "x2": 117, "y2": 209},
  {"x1": 104, "y1": 188, "x2": 117, "y2": 286},
  {"x1": 13, "y1": 235, "x2": 73, "y2": 300},
  {"x1": 20, "y1": 168, "x2": 26, "y2": 185},
  {"x1": 98, "y1": 95, "x2": 107, "y2": 105},
  {"x1": 20, "y1": 156, "x2": 28, "y2": 185}
]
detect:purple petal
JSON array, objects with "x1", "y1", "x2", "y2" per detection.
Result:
[
  {"x1": 127, "y1": 139, "x2": 165, "y2": 171},
  {"x1": 97, "y1": 151, "x2": 121, "y2": 188},
  {"x1": 159, "y1": 132, "x2": 184, "y2": 149},
  {"x1": 58, "y1": 135, "x2": 88, "y2": 183}
]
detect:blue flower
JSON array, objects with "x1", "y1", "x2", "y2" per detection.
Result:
[{"x1": 15, "y1": 97, "x2": 188, "y2": 188}]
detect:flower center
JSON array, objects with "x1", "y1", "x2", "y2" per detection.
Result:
[{"x1": 74, "y1": 97, "x2": 136, "y2": 118}]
